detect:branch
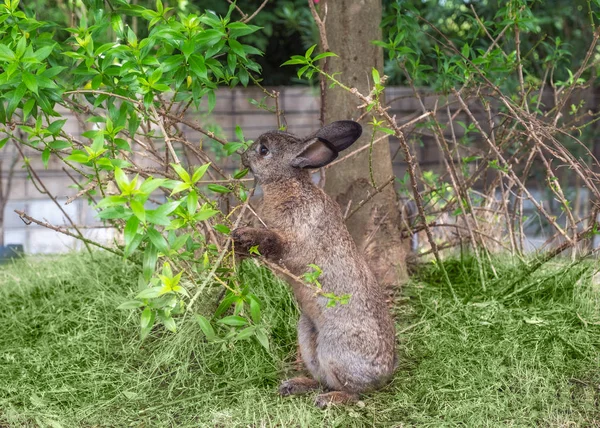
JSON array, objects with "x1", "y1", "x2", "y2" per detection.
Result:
[
  {"x1": 243, "y1": 0, "x2": 268, "y2": 23},
  {"x1": 12, "y1": 140, "x2": 94, "y2": 255},
  {"x1": 344, "y1": 176, "x2": 395, "y2": 220},
  {"x1": 14, "y1": 210, "x2": 123, "y2": 256},
  {"x1": 186, "y1": 187, "x2": 255, "y2": 314},
  {"x1": 158, "y1": 110, "x2": 231, "y2": 148},
  {"x1": 151, "y1": 105, "x2": 181, "y2": 165},
  {"x1": 308, "y1": 0, "x2": 329, "y2": 127}
]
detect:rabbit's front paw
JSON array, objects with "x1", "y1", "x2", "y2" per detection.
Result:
[
  {"x1": 231, "y1": 227, "x2": 257, "y2": 250},
  {"x1": 232, "y1": 227, "x2": 284, "y2": 258}
]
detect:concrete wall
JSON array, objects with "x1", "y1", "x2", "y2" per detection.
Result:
[{"x1": 1, "y1": 86, "x2": 597, "y2": 253}]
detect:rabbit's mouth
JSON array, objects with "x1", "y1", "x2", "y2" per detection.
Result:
[{"x1": 240, "y1": 150, "x2": 251, "y2": 169}]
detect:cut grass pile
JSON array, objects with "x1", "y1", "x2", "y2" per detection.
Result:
[{"x1": 0, "y1": 253, "x2": 599, "y2": 426}]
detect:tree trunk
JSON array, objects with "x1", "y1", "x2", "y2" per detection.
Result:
[{"x1": 322, "y1": 0, "x2": 408, "y2": 288}]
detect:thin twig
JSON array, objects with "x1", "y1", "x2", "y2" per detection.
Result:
[
  {"x1": 345, "y1": 176, "x2": 395, "y2": 220},
  {"x1": 15, "y1": 210, "x2": 122, "y2": 256},
  {"x1": 186, "y1": 187, "x2": 255, "y2": 314},
  {"x1": 243, "y1": 0, "x2": 268, "y2": 23},
  {"x1": 12, "y1": 140, "x2": 94, "y2": 255}
]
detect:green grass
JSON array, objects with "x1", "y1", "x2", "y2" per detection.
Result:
[{"x1": 0, "y1": 253, "x2": 599, "y2": 427}]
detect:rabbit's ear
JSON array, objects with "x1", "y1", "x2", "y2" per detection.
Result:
[
  {"x1": 313, "y1": 120, "x2": 362, "y2": 151},
  {"x1": 291, "y1": 138, "x2": 338, "y2": 169}
]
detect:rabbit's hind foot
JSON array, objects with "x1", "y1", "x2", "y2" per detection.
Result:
[
  {"x1": 278, "y1": 377, "x2": 320, "y2": 396},
  {"x1": 314, "y1": 390, "x2": 359, "y2": 409}
]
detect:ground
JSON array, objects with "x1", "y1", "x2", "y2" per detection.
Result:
[{"x1": 0, "y1": 253, "x2": 599, "y2": 427}]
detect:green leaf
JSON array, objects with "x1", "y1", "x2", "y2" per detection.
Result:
[
  {"x1": 97, "y1": 206, "x2": 128, "y2": 220},
  {"x1": 195, "y1": 315, "x2": 216, "y2": 341},
  {"x1": 0, "y1": 45, "x2": 15, "y2": 61},
  {"x1": 218, "y1": 315, "x2": 248, "y2": 327},
  {"x1": 117, "y1": 300, "x2": 144, "y2": 309},
  {"x1": 227, "y1": 51, "x2": 236, "y2": 74},
  {"x1": 148, "y1": 67, "x2": 162, "y2": 85},
  {"x1": 187, "y1": 190, "x2": 198, "y2": 215},
  {"x1": 238, "y1": 67, "x2": 249, "y2": 86},
  {"x1": 22, "y1": 98, "x2": 35, "y2": 120},
  {"x1": 161, "y1": 313, "x2": 177, "y2": 332},
  {"x1": 33, "y1": 44, "x2": 55, "y2": 62},
  {"x1": 124, "y1": 215, "x2": 140, "y2": 246},
  {"x1": 15, "y1": 36, "x2": 26, "y2": 58},
  {"x1": 213, "y1": 224, "x2": 230, "y2": 234},
  {"x1": 114, "y1": 167, "x2": 130, "y2": 191},
  {"x1": 192, "y1": 163, "x2": 211, "y2": 183},
  {"x1": 228, "y1": 39, "x2": 246, "y2": 58},
  {"x1": 282, "y1": 57, "x2": 307, "y2": 66},
  {"x1": 130, "y1": 200, "x2": 146, "y2": 223},
  {"x1": 297, "y1": 65, "x2": 309, "y2": 79},
  {"x1": 249, "y1": 297, "x2": 261, "y2": 324},
  {"x1": 47, "y1": 120, "x2": 67, "y2": 135},
  {"x1": 227, "y1": 22, "x2": 261, "y2": 38},
  {"x1": 65, "y1": 152, "x2": 89, "y2": 163},
  {"x1": 145, "y1": 211, "x2": 170, "y2": 227},
  {"x1": 305, "y1": 44, "x2": 317, "y2": 59},
  {"x1": 207, "y1": 184, "x2": 231, "y2": 193},
  {"x1": 195, "y1": 205, "x2": 219, "y2": 221},
  {"x1": 140, "y1": 307, "x2": 155, "y2": 329},
  {"x1": 97, "y1": 195, "x2": 128, "y2": 209},
  {"x1": 171, "y1": 163, "x2": 190, "y2": 183},
  {"x1": 7, "y1": 84, "x2": 27, "y2": 119},
  {"x1": 255, "y1": 328, "x2": 270, "y2": 351},
  {"x1": 139, "y1": 178, "x2": 167, "y2": 194},
  {"x1": 223, "y1": 142, "x2": 244, "y2": 155},
  {"x1": 136, "y1": 286, "x2": 163, "y2": 300},
  {"x1": 215, "y1": 294, "x2": 236, "y2": 317},
  {"x1": 313, "y1": 51, "x2": 338, "y2": 61},
  {"x1": 152, "y1": 83, "x2": 171, "y2": 92},
  {"x1": 189, "y1": 54, "x2": 207, "y2": 79},
  {"x1": 146, "y1": 201, "x2": 180, "y2": 226},
  {"x1": 170, "y1": 181, "x2": 191, "y2": 195},
  {"x1": 170, "y1": 233, "x2": 189, "y2": 250},
  {"x1": 372, "y1": 68, "x2": 380, "y2": 85},
  {"x1": 233, "y1": 168, "x2": 249, "y2": 179},
  {"x1": 196, "y1": 29, "x2": 223, "y2": 46},
  {"x1": 41, "y1": 147, "x2": 51, "y2": 168},
  {"x1": 146, "y1": 227, "x2": 168, "y2": 253},
  {"x1": 143, "y1": 243, "x2": 159, "y2": 281},
  {"x1": 236, "y1": 326, "x2": 257, "y2": 340},
  {"x1": 125, "y1": 233, "x2": 144, "y2": 257},
  {"x1": 22, "y1": 72, "x2": 38, "y2": 95},
  {"x1": 461, "y1": 43, "x2": 470, "y2": 58}
]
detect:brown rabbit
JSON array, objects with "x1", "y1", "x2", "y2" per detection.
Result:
[{"x1": 232, "y1": 121, "x2": 396, "y2": 408}]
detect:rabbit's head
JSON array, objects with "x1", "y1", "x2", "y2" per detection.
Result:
[{"x1": 242, "y1": 120, "x2": 362, "y2": 184}]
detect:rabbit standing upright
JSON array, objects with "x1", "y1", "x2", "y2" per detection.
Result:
[{"x1": 232, "y1": 121, "x2": 396, "y2": 408}]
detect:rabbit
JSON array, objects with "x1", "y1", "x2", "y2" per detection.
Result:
[{"x1": 231, "y1": 121, "x2": 396, "y2": 408}]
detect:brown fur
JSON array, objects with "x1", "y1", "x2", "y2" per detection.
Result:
[{"x1": 232, "y1": 122, "x2": 396, "y2": 408}]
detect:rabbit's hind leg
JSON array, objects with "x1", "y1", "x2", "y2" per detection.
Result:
[
  {"x1": 296, "y1": 314, "x2": 320, "y2": 376},
  {"x1": 279, "y1": 377, "x2": 320, "y2": 396},
  {"x1": 279, "y1": 315, "x2": 321, "y2": 397},
  {"x1": 314, "y1": 391, "x2": 359, "y2": 409}
]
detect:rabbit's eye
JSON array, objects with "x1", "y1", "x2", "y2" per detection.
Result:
[{"x1": 259, "y1": 144, "x2": 269, "y2": 156}]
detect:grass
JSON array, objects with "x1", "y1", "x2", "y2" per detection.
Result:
[{"x1": 0, "y1": 253, "x2": 599, "y2": 427}]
